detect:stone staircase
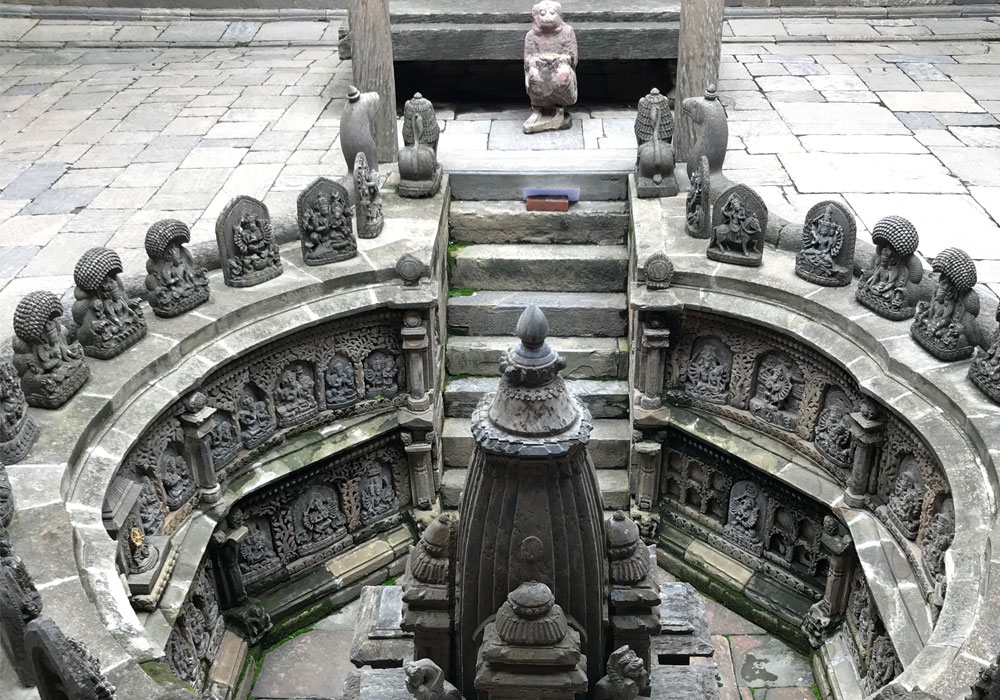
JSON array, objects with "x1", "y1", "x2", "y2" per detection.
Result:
[{"x1": 441, "y1": 200, "x2": 632, "y2": 511}]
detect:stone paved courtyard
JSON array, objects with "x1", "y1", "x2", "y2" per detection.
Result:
[{"x1": 2, "y1": 14, "x2": 1000, "y2": 346}]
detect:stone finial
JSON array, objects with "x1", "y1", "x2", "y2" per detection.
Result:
[
  {"x1": 494, "y1": 581, "x2": 569, "y2": 646},
  {"x1": 144, "y1": 219, "x2": 210, "y2": 317},
  {"x1": 857, "y1": 215, "x2": 923, "y2": 321},
  {"x1": 72, "y1": 247, "x2": 147, "y2": 360},
  {"x1": 216, "y1": 195, "x2": 283, "y2": 288},
  {"x1": 595, "y1": 646, "x2": 649, "y2": 700},
  {"x1": 354, "y1": 152, "x2": 384, "y2": 239},
  {"x1": 0, "y1": 361, "x2": 37, "y2": 465},
  {"x1": 404, "y1": 658, "x2": 463, "y2": 700},
  {"x1": 12, "y1": 291, "x2": 90, "y2": 409},
  {"x1": 796, "y1": 201, "x2": 857, "y2": 287},
  {"x1": 297, "y1": 177, "x2": 357, "y2": 265},
  {"x1": 607, "y1": 511, "x2": 650, "y2": 586},
  {"x1": 24, "y1": 615, "x2": 117, "y2": 700},
  {"x1": 409, "y1": 513, "x2": 453, "y2": 585},
  {"x1": 912, "y1": 247, "x2": 981, "y2": 361}
]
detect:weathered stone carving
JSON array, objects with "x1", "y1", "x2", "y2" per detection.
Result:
[
  {"x1": 845, "y1": 397, "x2": 884, "y2": 508},
  {"x1": 0, "y1": 538, "x2": 43, "y2": 686},
  {"x1": 399, "y1": 94, "x2": 442, "y2": 198},
  {"x1": 137, "y1": 478, "x2": 166, "y2": 535},
  {"x1": 968, "y1": 653, "x2": 1000, "y2": 700},
  {"x1": 912, "y1": 247, "x2": 981, "y2": 361},
  {"x1": 814, "y1": 388, "x2": 855, "y2": 469},
  {"x1": 921, "y1": 498, "x2": 953, "y2": 596},
  {"x1": 364, "y1": 350, "x2": 401, "y2": 399},
  {"x1": 856, "y1": 216, "x2": 922, "y2": 321},
  {"x1": 341, "y1": 86, "x2": 380, "y2": 175},
  {"x1": 72, "y1": 247, "x2": 146, "y2": 360},
  {"x1": 685, "y1": 155, "x2": 711, "y2": 239},
  {"x1": 293, "y1": 486, "x2": 347, "y2": 551},
  {"x1": 0, "y1": 361, "x2": 36, "y2": 465},
  {"x1": 523, "y1": 0, "x2": 578, "y2": 134},
  {"x1": 0, "y1": 462, "x2": 14, "y2": 528},
  {"x1": 801, "y1": 516, "x2": 854, "y2": 648},
  {"x1": 360, "y1": 459, "x2": 398, "y2": 521},
  {"x1": 749, "y1": 350, "x2": 803, "y2": 431},
  {"x1": 225, "y1": 598, "x2": 272, "y2": 646},
  {"x1": 325, "y1": 354, "x2": 360, "y2": 408},
  {"x1": 970, "y1": 307, "x2": 1000, "y2": 405},
  {"x1": 216, "y1": 195, "x2": 282, "y2": 288},
  {"x1": 24, "y1": 616, "x2": 117, "y2": 700},
  {"x1": 724, "y1": 480, "x2": 766, "y2": 555},
  {"x1": 208, "y1": 413, "x2": 239, "y2": 469},
  {"x1": 297, "y1": 177, "x2": 357, "y2": 265},
  {"x1": 159, "y1": 445, "x2": 195, "y2": 511},
  {"x1": 683, "y1": 84, "x2": 728, "y2": 183},
  {"x1": 684, "y1": 336, "x2": 731, "y2": 405},
  {"x1": 401, "y1": 514, "x2": 454, "y2": 673},
  {"x1": 865, "y1": 635, "x2": 901, "y2": 694},
  {"x1": 796, "y1": 201, "x2": 856, "y2": 287},
  {"x1": 634, "y1": 88, "x2": 677, "y2": 198},
  {"x1": 595, "y1": 646, "x2": 648, "y2": 700},
  {"x1": 708, "y1": 184, "x2": 767, "y2": 267},
  {"x1": 274, "y1": 362, "x2": 319, "y2": 426},
  {"x1": 167, "y1": 623, "x2": 200, "y2": 686},
  {"x1": 643, "y1": 251, "x2": 674, "y2": 289},
  {"x1": 607, "y1": 510, "x2": 650, "y2": 586},
  {"x1": 404, "y1": 659, "x2": 462, "y2": 700},
  {"x1": 236, "y1": 514, "x2": 280, "y2": 583},
  {"x1": 884, "y1": 458, "x2": 924, "y2": 541},
  {"x1": 12, "y1": 291, "x2": 90, "y2": 409},
  {"x1": 354, "y1": 152, "x2": 384, "y2": 239},
  {"x1": 122, "y1": 524, "x2": 158, "y2": 575},
  {"x1": 144, "y1": 219, "x2": 210, "y2": 317},
  {"x1": 238, "y1": 383, "x2": 272, "y2": 449},
  {"x1": 396, "y1": 253, "x2": 428, "y2": 287}
]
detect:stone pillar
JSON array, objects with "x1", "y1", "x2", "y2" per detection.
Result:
[
  {"x1": 401, "y1": 514, "x2": 455, "y2": 676},
  {"x1": 674, "y1": 0, "x2": 725, "y2": 162},
  {"x1": 845, "y1": 399, "x2": 885, "y2": 509},
  {"x1": 637, "y1": 318, "x2": 670, "y2": 410},
  {"x1": 347, "y1": 0, "x2": 398, "y2": 163},
  {"x1": 801, "y1": 516, "x2": 854, "y2": 648},
  {"x1": 633, "y1": 441, "x2": 663, "y2": 510},
  {"x1": 211, "y1": 516, "x2": 272, "y2": 645},
  {"x1": 402, "y1": 311, "x2": 431, "y2": 411},
  {"x1": 179, "y1": 392, "x2": 221, "y2": 504},
  {"x1": 402, "y1": 431, "x2": 436, "y2": 510}
]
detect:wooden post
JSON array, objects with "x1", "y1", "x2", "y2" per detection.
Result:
[
  {"x1": 674, "y1": 0, "x2": 725, "y2": 163},
  {"x1": 347, "y1": 0, "x2": 398, "y2": 163}
]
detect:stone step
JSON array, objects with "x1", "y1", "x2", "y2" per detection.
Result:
[
  {"x1": 447, "y1": 335, "x2": 628, "y2": 379},
  {"x1": 444, "y1": 376, "x2": 630, "y2": 419},
  {"x1": 441, "y1": 467, "x2": 630, "y2": 510},
  {"x1": 447, "y1": 290, "x2": 628, "y2": 338},
  {"x1": 449, "y1": 244, "x2": 628, "y2": 293},
  {"x1": 448, "y1": 200, "x2": 628, "y2": 246},
  {"x1": 441, "y1": 417, "x2": 631, "y2": 469}
]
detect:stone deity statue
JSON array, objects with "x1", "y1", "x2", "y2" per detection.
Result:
[{"x1": 523, "y1": 0, "x2": 578, "y2": 134}]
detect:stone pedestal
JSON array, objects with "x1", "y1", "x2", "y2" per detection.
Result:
[
  {"x1": 402, "y1": 312, "x2": 431, "y2": 411},
  {"x1": 674, "y1": 0, "x2": 725, "y2": 162},
  {"x1": 180, "y1": 393, "x2": 221, "y2": 504},
  {"x1": 845, "y1": 402, "x2": 885, "y2": 509}
]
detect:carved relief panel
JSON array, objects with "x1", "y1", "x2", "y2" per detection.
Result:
[
  {"x1": 165, "y1": 561, "x2": 225, "y2": 691},
  {"x1": 749, "y1": 350, "x2": 804, "y2": 432},
  {"x1": 845, "y1": 567, "x2": 901, "y2": 694}
]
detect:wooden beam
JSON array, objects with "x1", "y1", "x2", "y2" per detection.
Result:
[{"x1": 347, "y1": 0, "x2": 399, "y2": 163}]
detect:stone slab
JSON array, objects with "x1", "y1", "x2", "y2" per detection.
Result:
[
  {"x1": 649, "y1": 664, "x2": 721, "y2": 700},
  {"x1": 447, "y1": 290, "x2": 628, "y2": 337},
  {"x1": 450, "y1": 243, "x2": 628, "y2": 292},
  {"x1": 446, "y1": 335, "x2": 627, "y2": 379},
  {"x1": 683, "y1": 539, "x2": 754, "y2": 592},
  {"x1": 728, "y1": 635, "x2": 813, "y2": 688},
  {"x1": 448, "y1": 199, "x2": 627, "y2": 245},
  {"x1": 488, "y1": 118, "x2": 585, "y2": 151},
  {"x1": 350, "y1": 586, "x2": 413, "y2": 669},
  {"x1": 779, "y1": 152, "x2": 963, "y2": 193},
  {"x1": 444, "y1": 376, "x2": 629, "y2": 418},
  {"x1": 652, "y1": 581, "x2": 715, "y2": 661}
]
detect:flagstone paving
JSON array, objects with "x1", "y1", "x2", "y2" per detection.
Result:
[{"x1": 1, "y1": 15, "x2": 1000, "y2": 353}]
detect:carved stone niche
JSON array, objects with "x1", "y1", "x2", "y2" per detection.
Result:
[
  {"x1": 723, "y1": 480, "x2": 767, "y2": 555},
  {"x1": 359, "y1": 458, "x2": 398, "y2": 523},
  {"x1": 235, "y1": 512, "x2": 281, "y2": 590},
  {"x1": 748, "y1": 350, "x2": 804, "y2": 432},
  {"x1": 273, "y1": 361, "x2": 320, "y2": 427},
  {"x1": 208, "y1": 410, "x2": 239, "y2": 470},
  {"x1": 12, "y1": 290, "x2": 90, "y2": 409},
  {"x1": 354, "y1": 152, "x2": 384, "y2": 239},
  {"x1": 216, "y1": 195, "x2": 283, "y2": 288},
  {"x1": 684, "y1": 336, "x2": 732, "y2": 405},
  {"x1": 290, "y1": 485, "x2": 348, "y2": 556},
  {"x1": 238, "y1": 382, "x2": 273, "y2": 449},
  {"x1": 796, "y1": 200, "x2": 857, "y2": 287},
  {"x1": 921, "y1": 497, "x2": 953, "y2": 604},
  {"x1": 159, "y1": 442, "x2": 196, "y2": 512},
  {"x1": 881, "y1": 457, "x2": 925, "y2": 542},
  {"x1": 24, "y1": 616, "x2": 118, "y2": 700},
  {"x1": 0, "y1": 360, "x2": 37, "y2": 465},
  {"x1": 298, "y1": 177, "x2": 357, "y2": 265},
  {"x1": 112, "y1": 482, "x2": 175, "y2": 610},
  {"x1": 363, "y1": 349, "x2": 402, "y2": 400},
  {"x1": 970, "y1": 306, "x2": 1000, "y2": 405},
  {"x1": 72, "y1": 246, "x2": 147, "y2": 360},
  {"x1": 708, "y1": 184, "x2": 767, "y2": 267},
  {"x1": 137, "y1": 476, "x2": 167, "y2": 535},
  {"x1": 911, "y1": 247, "x2": 981, "y2": 361},
  {"x1": 144, "y1": 218, "x2": 210, "y2": 317},
  {"x1": 325, "y1": 353, "x2": 361, "y2": 409},
  {"x1": 856, "y1": 215, "x2": 923, "y2": 321},
  {"x1": 814, "y1": 387, "x2": 855, "y2": 470},
  {"x1": 685, "y1": 155, "x2": 711, "y2": 239}
]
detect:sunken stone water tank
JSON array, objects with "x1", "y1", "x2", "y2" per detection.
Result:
[{"x1": 456, "y1": 305, "x2": 607, "y2": 697}]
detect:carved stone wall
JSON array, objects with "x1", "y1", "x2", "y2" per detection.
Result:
[
  {"x1": 165, "y1": 560, "x2": 226, "y2": 690},
  {"x1": 845, "y1": 566, "x2": 902, "y2": 693}
]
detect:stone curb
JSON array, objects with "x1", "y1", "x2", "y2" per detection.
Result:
[
  {"x1": 0, "y1": 4, "x2": 348, "y2": 21},
  {"x1": 722, "y1": 30, "x2": 1000, "y2": 42}
]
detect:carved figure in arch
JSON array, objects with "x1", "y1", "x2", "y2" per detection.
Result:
[
  {"x1": 137, "y1": 478, "x2": 166, "y2": 535},
  {"x1": 886, "y1": 459, "x2": 924, "y2": 541},
  {"x1": 595, "y1": 645, "x2": 649, "y2": 700},
  {"x1": 708, "y1": 185, "x2": 767, "y2": 267},
  {"x1": 208, "y1": 413, "x2": 239, "y2": 469},
  {"x1": 749, "y1": 351, "x2": 803, "y2": 432},
  {"x1": 814, "y1": 388, "x2": 855, "y2": 469},
  {"x1": 0, "y1": 361, "x2": 36, "y2": 465},
  {"x1": 72, "y1": 246, "x2": 147, "y2": 360},
  {"x1": 921, "y1": 498, "x2": 953, "y2": 589},
  {"x1": 216, "y1": 195, "x2": 282, "y2": 288},
  {"x1": 685, "y1": 155, "x2": 711, "y2": 239},
  {"x1": 684, "y1": 337, "x2": 732, "y2": 404},
  {"x1": 166, "y1": 626, "x2": 199, "y2": 686},
  {"x1": 796, "y1": 201, "x2": 856, "y2": 287},
  {"x1": 297, "y1": 177, "x2": 356, "y2": 265},
  {"x1": 325, "y1": 354, "x2": 359, "y2": 408},
  {"x1": 11, "y1": 290, "x2": 89, "y2": 409},
  {"x1": 522, "y1": 0, "x2": 578, "y2": 134},
  {"x1": 912, "y1": 247, "x2": 981, "y2": 361},
  {"x1": 160, "y1": 446, "x2": 195, "y2": 511},
  {"x1": 274, "y1": 363, "x2": 318, "y2": 426},
  {"x1": 724, "y1": 481, "x2": 765, "y2": 555},
  {"x1": 856, "y1": 216, "x2": 923, "y2": 321},
  {"x1": 144, "y1": 218, "x2": 210, "y2": 317},
  {"x1": 970, "y1": 307, "x2": 1000, "y2": 405},
  {"x1": 354, "y1": 152, "x2": 384, "y2": 239},
  {"x1": 360, "y1": 460, "x2": 397, "y2": 522},
  {"x1": 291, "y1": 486, "x2": 346, "y2": 550},
  {"x1": 363, "y1": 349, "x2": 400, "y2": 399},
  {"x1": 238, "y1": 517, "x2": 280, "y2": 580},
  {"x1": 238, "y1": 384, "x2": 272, "y2": 449}
]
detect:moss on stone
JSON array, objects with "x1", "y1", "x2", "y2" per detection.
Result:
[{"x1": 140, "y1": 660, "x2": 192, "y2": 691}]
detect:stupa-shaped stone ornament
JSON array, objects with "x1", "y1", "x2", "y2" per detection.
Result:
[
  {"x1": 216, "y1": 195, "x2": 282, "y2": 287},
  {"x1": 682, "y1": 84, "x2": 729, "y2": 185},
  {"x1": 457, "y1": 305, "x2": 606, "y2": 698},
  {"x1": 354, "y1": 152, "x2": 384, "y2": 239},
  {"x1": 634, "y1": 88, "x2": 677, "y2": 198},
  {"x1": 12, "y1": 291, "x2": 90, "y2": 409},
  {"x1": 72, "y1": 247, "x2": 146, "y2": 360},
  {"x1": 144, "y1": 219, "x2": 210, "y2": 317},
  {"x1": 523, "y1": 0, "x2": 578, "y2": 134},
  {"x1": 606, "y1": 511, "x2": 659, "y2": 684},
  {"x1": 340, "y1": 85, "x2": 380, "y2": 175},
  {"x1": 0, "y1": 361, "x2": 37, "y2": 465},
  {"x1": 969, "y1": 307, "x2": 1000, "y2": 405},
  {"x1": 911, "y1": 247, "x2": 981, "y2": 361},
  {"x1": 402, "y1": 514, "x2": 455, "y2": 676},
  {"x1": 796, "y1": 201, "x2": 856, "y2": 287},
  {"x1": 708, "y1": 184, "x2": 767, "y2": 267},
  {"x1": 398, "y1": 94, "x2": 443, "y2": 199},
  {"x1": 856, "y1": 216, "x2": 923, "y2": 321},
  {"x1": 297, "y1": 177, "x2": 356, "y2": 265},
  {"x1": 686, "y1": 155, "x2": 711, "y2": 239}
]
